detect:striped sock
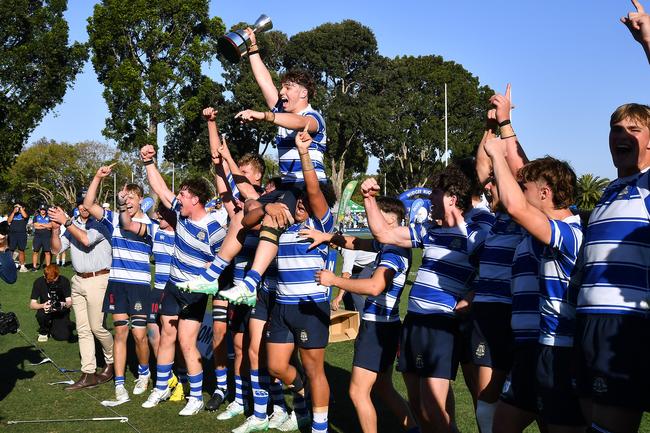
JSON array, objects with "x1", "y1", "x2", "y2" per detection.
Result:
[
  {"x1": 188, "y1": 371, "x2": 203, "y2": 400},
  {"x1": 250, "y1": 370, "x2": 269, "y2": 420},
  {"x1": 242, "y1": 270, "x2": 261, "y2": 294},
  {"x1": 115, "y1": 375, "x2": 125, "y2": 387},
  {"x1": 156, "y1": 363, "x2": 173, "y2": 391},
  {"x1": 138, "y1": 364, "x2": 150, "y2": 376},
  {"x1": 215, "y1": 368, "x2": 227, "y2": 397},
  {"x1": 202, "y1": 254, "x2": 230, "y2": 281},
  {"x1": 177, "y1": 367, "x2": 188, "y2": 384},
  {"x1": 293, "y1": 393, "x2": 308, "y2": 419},
  {"x1": 242, "y1": 377, "x2": 250, "y2": 411},
  {"x1": 234, "y1": 375, "x2": 243, "y2": 405},
  {"x1": 312, "y1": 410, "x2": 328, "y2": 433},
  {"x1": 268, "y1": 376, "x2": 287, "y2": 411}
]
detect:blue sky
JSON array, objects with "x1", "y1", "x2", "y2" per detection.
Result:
[{"x1": 29, "y1": 1, "x2": 650, "y2": 180}]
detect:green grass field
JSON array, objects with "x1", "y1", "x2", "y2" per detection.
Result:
[{"x1": 0, "y1": 247, "x2": 647, "y2": 432}]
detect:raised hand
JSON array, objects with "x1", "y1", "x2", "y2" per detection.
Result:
[
  {"x1": 295, "y1": 123, "x2": 312, "y2": 153},
  {"x1": 489, "y1": 83, "x2": 512, "y2": 124},
  {"x1": 140, "y1": 145, "x2": 156, "y2": 162},
  {"x1": 622, "y1": 0, "x2": 650, "y2": 46},
  {"x1": 203, "y1": 107, "x2": 218, "y2": 122},
  {"x1": 47, "y1": 206, "x2": 68, "y2": 226},
  {"x1": 95, "y1": 163, "x2": 115, "y2": 179},
  {"x1": 486, "y1": 108, "x2": 498, "y2": 129},
  {"x1": 235, "y1": 109, "x2": 265, "y2": 124},
  {"x1": 360, "y1": 178, "x2": 381, "y2": 199},
  {"x1": 483, "y1": 137, "x2": 508, "y2": 158},
  {"x1": 117, "y1": 185, "x2": 128, "y2": 206},
  {"x1": 244, "y1": 27, "x2": 258, "y2": 47},
  {"x1": 218, "y1": 134, "x2": 233, "y2": 161},
  {"x1": 298, "y1": 226, "x2": 330, "y2": 249},
  {"x1": 315, "y1": 269, "x2": 336, "y2": 287}
]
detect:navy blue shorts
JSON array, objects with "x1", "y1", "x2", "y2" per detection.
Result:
[
  {"x1": 32, "y1": 233, "x2": 51, "y2": 252},
  {"x1": 9, "y1": 232, "x2": 27, "y2": 251},
  {"x1": 471, "y1": 302, "x2": 514, "y2": 370},
  {"x1": 457, "y1": 312, "x2": 474, "y2": 365},
  {"x1": 256, "y1": 185, "x2": 304, "y2": 218},
  {"x1": 102, "y1": 281, "x2": 150, "y2": 316},
  {"x1": 250, "y1": 289, "x2": 275, "y2": 322},
  {"x1": 228, "y1": 303, "x2": 251, "y2": 333},
  {"x1": 159, "y1": 281, "x2": 208, "y2": 322},
  {"x1": 536, "y1": 345, "x2": 584, "y2": 426},
  {"x1": 397, "y1": 313, "x2": 459, "y2": 379},
  {"x1": 353, "y1": 320, "x2": 401, "y2": 373},
  {"x1": 147, "y1": 289, "x2": 165, "y2": 324},
  {"x1": 500, "y1": 342, "x2": 538, "y2": 413},
  {"x1": 266, "y1": 301, "x2": 330, "y2": 349},
  {"x1": 575, "y1": 314, "x2": 650, "y2": 411}
]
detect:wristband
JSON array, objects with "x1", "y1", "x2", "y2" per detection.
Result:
[
  {"x1": 248, "y1": 49, "x2": 260, "y2": 56},
  {"x1": 501, "y1": 134, "x2": 517, "y2": 139},
  {"x1": 143, "y1": 159, "x2": 155, "y2": 166},
  {"x1": 498, "y1": 119, "x2": 511, "y2": 127},
  {"x1": 264, "y1": 111, "x2": 275, "y2": 122},
  {"x1": 64, "y1": 218, "x2": 73, "y2": 228}
]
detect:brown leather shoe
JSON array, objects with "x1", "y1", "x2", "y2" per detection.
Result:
[
  {"x1": 65, "y1": 373, "x2": 99, "y2": 391},
  {"x1": 95, "y1": 363, "x2": 114, "y2": 384}
]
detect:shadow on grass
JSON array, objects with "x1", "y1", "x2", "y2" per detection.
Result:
[{"x1": 0, "y1": 345, "x2": 39, "y2": 402}]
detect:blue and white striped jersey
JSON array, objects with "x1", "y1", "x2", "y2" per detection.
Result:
[
  {"x1": 511, "y1": 215, "x2": 582, "y2": 346},
  {"x1": 407, "y1": 221, "x2": 477, "y2": 315},
  {"x1": 474, "y1": 213, "x2": 526, "y2": 303},
  {"x1": 101, "y1": 210, "x2": 152, "y2": 287},
  {"x1": 151, "y1": 223, "x2": 175, "y2": 290},
  {"x1": 168, "y1": 198, "x2": 227, "y2": 284},
  {"x1": 362, "y1": 242, "x2": 411, "y2": 323},
  {"x1": 276, "y1": 209, "x2": 335, "y2": 304},
  {"x1": 578, "y1": 170, "x2": 650, "y2": 316},
  {"x1": 464, "y1": 203, "x2": 496, "y2": 249},
  {"x1": 272, "y1": 103, "x2": 327, "y2": 185}
]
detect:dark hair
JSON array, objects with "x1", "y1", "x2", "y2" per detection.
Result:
[
  {"x1": 238, "y1": 153, "x2": 266, "y2": 179},
  {"x1": 431, "y1": 165, "x2": 471, "y2": 211},
  {"x1": 376, "y1": 196, "x2": 406, "y2": 223},
  {"x1": 267, "y1": 176, "x2": 282, "y2": 189},
  {"x1": 124, "y1": 183, "x2": 144, "y2": 198},
  {"x1": 320, "y1": 180, "x2": 337, "y2": 208},
  {"x1": 518, "y1": 156, "x2": 577, "y2": 209},
  {"x1": 179, "y1": 177, "x2": 212, "y2": 205},
  {"x1": 280, "y1": 69, "x2": 316, "y2": 100},
  {"x1": 453, "y1": 157, "x2": 482, "y2": 199}
]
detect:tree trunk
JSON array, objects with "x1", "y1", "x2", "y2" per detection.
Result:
[{"x1": 330, "y1": 147, "x2": 348, "y2": 200}]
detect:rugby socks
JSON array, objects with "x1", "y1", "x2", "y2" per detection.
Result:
[
  {"x1": 188, "y1": 371, "x2": 203, "y2": 400},
  {"x1": 293, "y1": 393, "x2": 309, "y2": 419},
  {"x1": 202, "y1": 254, "x2": 230, "y2": 281},
  {"x1": 250, "y1": 369, "x2": 268, "y2": 420},
  {"x1": 138, "y1": 364, "x2": 150, "y2": 377},
  {"x1": 242, "y1": 270, "x2": 261, "y2": 294},
  {"x1": 312, "y1": 410, "x2": 328, "y2": 433},
  {"x1": 115, "y1": 376, "x2": 125, "y2": 387},
  {"x1": 269, "y1": 377, "x2": 287, "y2": 411},
  {"x1": 235, "y1": 375, "x2": 244, "y2": 406},
  {"x1": 475, "y1": 400, "x2": 496, "y2": 433},
  {"x1": 156, "y1": 363, "x2": 173, "y2": 391},
  {"x1": 215, "y1": 367, "x2": 228, "y2": 398}
]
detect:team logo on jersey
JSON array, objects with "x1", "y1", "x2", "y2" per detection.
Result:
[
  {"x1": 134, "y1": 302, "x2": 143, "y2": 312},
  {"x1": 415, "y1": 354, "x2": 424, "y2": 369},
  {"x1": 475, "y1": 342, "x2": 486, "y2": 359},
  {"x1": 592, "y1": 377, "x2": 608, "y2": 394},
  {"x1": 300, "y1": 330, "x2": 308, "y2": 343},
  {"x1": 197, "y1": 231, "x2": 206, "y2": 241}
]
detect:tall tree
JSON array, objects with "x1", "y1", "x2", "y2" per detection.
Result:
[
  {"x1": 364, "y1": 55, "x2": 493, "y2": 194},
  {"x1": 87, "y1": 0, "x2": 224, "y2": 151},
  {"x1": 576, "y1": 173, "x2": 610, "y2": 210},
  {"x1": 0, "y1": 0, "x2": 87, "y2": 170}
]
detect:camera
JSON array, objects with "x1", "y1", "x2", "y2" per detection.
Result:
[{"x1": 48, "y1": 284, "x2": 64, "y2": 312}]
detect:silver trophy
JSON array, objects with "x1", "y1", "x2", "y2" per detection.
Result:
[{"x1": 218, "y1": 15, "x2": 273, "y2": 63}]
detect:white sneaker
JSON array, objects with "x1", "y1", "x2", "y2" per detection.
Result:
[
  {"x1": 232, "y1": 414, "x2": 269, "y2": 433},
  {"x1": 100, "y1": 384, "x2": 130, "y2": 407},
  {"x1": 179, "y1": 396, "x2": 204, "y2": 416},
  {"x1": 176, "y1": 278, "x2": 219, "y2": 295},
  {"x1": 268, "y1": 407, "x2": 289, "y2": 429},
  {"x1": 142, "y1": 387, "x2": 171, "y2": 408},
  {"x1": 133, "y1": 373, "x2": 150, "y2": 395},
  {"x1": 37, "y1": 334, "x2": 48, "y2": 342},
  {"x1": 19, "y1": 265, "x2": 28, "y2": 273},
  {"x1": 276, "y1": 411, "x2": 310, "y2": 432},
  {"x1": 219, "y1": 283, "x2": 257, "y2": 306},
  {"x1": 217, "y1": 401, "x2": 245, "y2": 420}
]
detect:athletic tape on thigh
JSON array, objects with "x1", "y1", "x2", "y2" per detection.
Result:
[
  {"x1": 113, "y1": 319, "x2": 129, "y2": 327},
  {"x1": 131, "y1": 316, "x2": 147, "y2": 328},
  {"x1": 259, "y1": 226, "x2": 282, "y2": 245},
  {"x1": 212, "y1": 306, "x2": 228, "y2": 323}
]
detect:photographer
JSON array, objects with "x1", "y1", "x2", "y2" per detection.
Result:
[
  {"x1": 8, "y1": 202, "x2": 28, "y2": 272},
  {"x1": 29, "y1": 264, "x2": 72, "y2": 342}
]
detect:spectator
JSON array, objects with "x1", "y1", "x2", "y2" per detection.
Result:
[
  {"x1": 8, "y1": 202, "x2": 28, "y2": 272},
  {"x1": 29, "y1": 264, "x2": 73, "y2": 342},
  {"x1": 32, "y1": 204, "x2": 53, "y2": 271}
]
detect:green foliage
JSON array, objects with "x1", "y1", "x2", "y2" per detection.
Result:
[
  {"x1": 0, "y1": 0, "x2": 87, "y2": 171},
  {"x1": 86, "y1": 0, "x2": 224, "y2": 151},
  {"x1": 576, "y1": 173, "x2": 610, "y2": 210}
]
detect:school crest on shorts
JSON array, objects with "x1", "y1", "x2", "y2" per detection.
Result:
[
  {"x1": 415, "y1": 354, "x2": 424, "y2": 369},
  {"x1": 592, "y1": 377, "x2": 608, "y2": 394},
  {"x1": 475, "y1": 342, "x2": 486, "y2": 359},
  {"x1": 299, "y1": 330, "x2": 308, "y2": 343},
  {"x1": 134, "y1": 302, "x2": 143, "y2": 312},
  {"x1": 197, "y1": 231, "x2": 206, "y2": 241}
]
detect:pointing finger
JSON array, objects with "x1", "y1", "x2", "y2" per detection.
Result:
[
  {"x1": 632, "y1": 0, "x2": 645, "y2": 13},
  {"x1": 505, "y1": 83, "x2": 511, "y2": 102}
]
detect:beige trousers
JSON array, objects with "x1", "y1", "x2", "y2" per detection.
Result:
[{"x1": 71, "y1": 273, "x2": 114, "y2": 374}]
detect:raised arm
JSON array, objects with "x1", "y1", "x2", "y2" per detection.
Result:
[
  {"x1": 476, "y1": 109, "x2": 498, "y2": 184},
  {"x1": 622, "y1": 0, "x2": 650, "y2": 63},
  {"x1": 245, "y1": 28, "x2": 279, "y2": 109},
  {"x1": 295, "y1": 125, "x2": 328, "y2": 219},
  {"x1": 484, "y1": 137, "x2": 552, "y2": 245},
  {"x1": 235, "y1": 109, "x2": 318, "y2": 134},
  {"x1": 140, "y1": 145, "x2": 174, "y2": 208},
  {"x1": 117, "y1": 187, "x2": 148, "y2": 236},
  {"x1": 361, "y1": 178, "x2": 412, "y2": 248},
  {"x1": 216, "y1": 131, "x2": 260, "y2": 201},
  {"x1": 490, "y1": 84, "x2": 528, "y2": 175},
  {"x1": 84, "y1": 165, "x2": 114, "y2": 220},
  {"x1": 48, "y1": 207, "x2": 90, "y2": 249}
]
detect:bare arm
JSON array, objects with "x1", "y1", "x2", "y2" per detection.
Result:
[
  {"x1": 622, "y1": 0, "x2": 650, "y2": 63},
  {"x1": 245, "y1": 28, "x2": 279, "y2": 109},
  {"x1": 295, "y1": 125, "x2": 329, "y2": 219},
  {"x1": 476, "y1": 110, "x2": 498, "y2": 184},
  {"x1": 298, "y1": 227, "x2": 375, "y2": 251},
  {"x1": 84, "y1": 165, "x2": 114, "y2": 220},
  {"x1": 140, "y1": 145, "x2": 174, "y2": 208},
  {"x1": 316, "y1": 266, "x2": 395, "y2": 297},
  {"x1": 361, "y1": 178, "x2": 413, "y2": 248},
  {"x1": 117, "y1": 187, "x2": 148, "y2": 236},
  {"x1": 235, "y1": 110, "x2": 318, "y2": 134}
]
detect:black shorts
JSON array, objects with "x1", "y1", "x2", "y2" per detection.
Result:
[
  {"x1": 228, "y1": 303, "x2": 251, "y2": 333},
  {"x1": 102, "y1": 281, "x2": 150, "y2": 316},
  {"x1": 457, "y1": 312, "x2": 474, "y2": 365},
  {"x1": 250, "y1": 289, "x2": 275, "y2": 322},
  {"x1": 471, "y1": 302, "x2": 514, "y2": 370},
  {"x1": 256, "y1": 185, "x2": 304, "y2": 218},
  {"x1": 500, "y1": 342, "x2": 538, "y2": 413},
  {"x1": 266, "y1": 301, "x2": 330, "y2": 349},
  {"x1": 9, "y1": 232, "x2": 27, "y2": 251},
  {"x1": 575, "y1": 313, "x2": 650, "y2": 411},
  {"x1": 536, "y1": 345, "x2": 585, "y2": 426},
  {"x1": 397, "y1": 313, "x2": 459, "y2": 379},
  {"x1": 159, "y1": 281, "x2": 208, "y2": 322},
  {"x1": 147, "y1": 289, "x2": 165, "y2": 324},
  {"x1": 353, "y1": 320, "x2": 401, "y2": 373},
  {"x1": 32, "y1": 234, "x2": 51, "y2": 252}
]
